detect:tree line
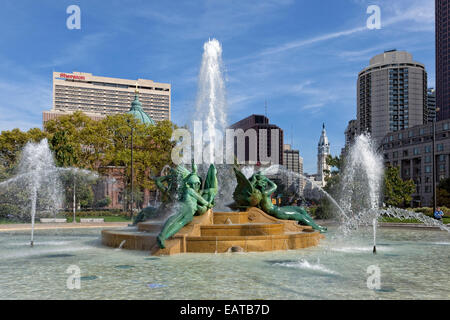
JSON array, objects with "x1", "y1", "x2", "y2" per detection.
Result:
[{"x1": 0, "y1": 111, "x2": 176, "y2": 218}]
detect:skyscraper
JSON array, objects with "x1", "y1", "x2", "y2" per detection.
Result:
[
  {"x1": 427, "y1": 88, "x2": 437, "y2": 122},
  {"x1": 357, "y1": 50, "x2": 428, "y2": 145},
  {"x1": 229, "y1": 114, "x2": 284, "y2": 165},
  {"x1": 436, "y1": 0, "x2": 450, "y2": 120},
  {"x1": 43, "y1": 72, "x2": 171, "y2": 125},
  {"x1": 283, "y1": 144, "x2": 303, "y2": 195}
]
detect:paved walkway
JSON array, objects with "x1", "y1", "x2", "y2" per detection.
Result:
[
  {"x1": 315, "y1": 219, "x2": 446, "y2": 230},
  {"x1": 0, "y1": 222, "x2": 130, "y2": 232}
]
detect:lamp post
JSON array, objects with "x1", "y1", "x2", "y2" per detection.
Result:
[{"x1": 127, "y1": 119, "x2": 134, "y2": 222}]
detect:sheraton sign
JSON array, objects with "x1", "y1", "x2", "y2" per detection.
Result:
[{"x1": 59, "y1": 73, "x2": 86, "y2": 80}]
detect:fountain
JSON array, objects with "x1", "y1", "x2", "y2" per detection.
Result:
[
  {"x1": 194, "y1": 38, "x2": 227, "y2": 165},
  {"x1": 1, "y1": 38, "x2": 450, "y2": 300},
  {"x1": 102, "y1": 38, "x2": 326, "y2": 254},
  {"x1": 334, "y1": 134, "x2": 450, "y2": 252},
  {"x1": 0, "y1": 139, "x2": 63, "y2": 246},
  {"x1": 0, "y1": 139, "x2": 98, "y2": 246}
]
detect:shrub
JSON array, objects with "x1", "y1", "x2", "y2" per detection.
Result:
[
  {"x1": 61, "y1": 209, "x2": 128, "y2": 218},
  {"x1": 313, "y1": 199, "x2": 335, "y2": 220},
  {"x1": 406, "y1": 207, "x2": 450, "y2": 218},
  {"x1": 94, "y1": 197, "x2": 112, "y2": 209}
]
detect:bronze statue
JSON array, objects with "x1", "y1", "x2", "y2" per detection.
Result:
[
  {"x1": 156, "y1": 163, "x2": 218, "y2": 248},
  {"x1": 231, "y1": 167, "x2": 327, "y2": 233}
]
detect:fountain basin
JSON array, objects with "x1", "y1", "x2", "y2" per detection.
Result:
[{"x1": 101, "y1": 208, "x2": 324, "y2": 255}]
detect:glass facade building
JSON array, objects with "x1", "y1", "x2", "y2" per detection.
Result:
[{"x1": 436, "y1": 0, "x2": 450, "y2": 120}]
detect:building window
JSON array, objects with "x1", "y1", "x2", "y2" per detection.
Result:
[
  {"x1": 393, "y1": 151, "x2": 398, "y2": 158},
  {"x1": 425, "y1": 155, "x2": 431, "y2": 163},
  {"x1": 425, "y1": 186, "x2": 432, "y2": 193},
  {"x1": 440, "y1": 164, "x2": 445, "y2": 172},
  {"x1": 413, "y1": 148, "x2": 420, "y2": 155},
  {"x1": 403, "y1": 150, "x2": 408, "y2": 157},
  {"x1": 439, "y1": 155, "x2": 446, "y2": 162},
  {"x1": 437, "y1": 144, "x2": 444, "y2": 152},
  {"x1": 425, "y1": 145, "x2": 431, "y2": 153},
  {"x1": 408, "y1": 131, "x2": 413, "y2": 137},
  {"x1": 425, "y1": 165, "x2": 432, "y2": 173}
]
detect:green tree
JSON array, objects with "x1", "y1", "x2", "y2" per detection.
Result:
[
  {"x1": 49, "y1": 131, "x2": 78, "y2": 167},
  {"x1": 44, "y1": 111, "x2": 92, "y2": 166},
  {"x1": 0, "y1": 128, "x2": 49, "y2": 172},
  {"x1": 323, "y1": 155, "x2": 343, "y2": 195},
  {"x1": 383, "y1": 166, "x2": 415, "y2": 207},
  {"x1": 437, "y1": 178, "x2": 450, "y2": 207}
]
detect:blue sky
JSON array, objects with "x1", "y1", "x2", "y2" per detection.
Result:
[{"x1": 0, "y1": 0, "x2": 435, "y2": 173}]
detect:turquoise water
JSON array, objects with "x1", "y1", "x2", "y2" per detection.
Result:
[{"x1": 0, "y1": 227, "x2": 448, "y2": 300}]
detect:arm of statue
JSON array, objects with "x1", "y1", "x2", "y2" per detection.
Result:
[
  {"x1": 187, "y1": 187, "x2": 210, "y2": 207},
  {"x1": 154, "y1": 175, "x2": 169, "y2": 193},
  {"x1": 264, "y1": 179, "x2": 277, "y2": 196}
]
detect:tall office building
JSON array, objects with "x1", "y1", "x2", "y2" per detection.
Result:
[
  {"x1": 43, "y1": 72, "x2": 171, "y2": 124},
  {"x1": 427, "y1": 88, "x2": 437, "y2": 122},
  {"x1": 317, "y1": 123, "x2": 330, "y2": 187},
  {"x1": 229, "y1": 114, "x2": 284, "y2": 165},
  {"x1": 436, "y1": 0, "x2": 450, "y2": 120},
  {"x1": 342, "y1": 119, "x2": 358, "y2": 156},
  {"x1": 283, "y1": 144, "x2": 303, "y2": 195},
  {"x1": 357, "y1": 50, "x2": 428, "y2": 145},
  {"x1": 381, "y1": 120, "x2": 450, "y2": 206}
]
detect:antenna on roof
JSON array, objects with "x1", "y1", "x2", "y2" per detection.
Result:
[
  {"x1": 265, "y1": 100, "x2": 268, "y2": 119},
  {"x1": 291, "y1": 124, "x2": 293, "y2": 147}
]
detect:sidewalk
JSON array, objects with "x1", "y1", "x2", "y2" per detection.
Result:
[
  {"x1": 0, "y1": 222, "x2": 130, "y2": 232},
  {"x1": 314, "y1": 219, "x2": 445, "y2": 230}
]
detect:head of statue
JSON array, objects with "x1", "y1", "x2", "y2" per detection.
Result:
[
  {"x1": 253, "y1": 174, "x2": 267, "y2": 189},
  {"x1": 185, "y1": 173, "x2": 201, "y2": 192}
]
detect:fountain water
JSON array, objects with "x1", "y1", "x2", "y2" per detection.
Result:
[
  {"x1": 337, "y1": 134, "x2": 449, "y2": 251},
  {"x1": 0, "y1": 139, "x2": 98, "y2": 246},
  {"x1": 1, "y1": 139, "x2": 63, "y2": 246},
  {"x1": 194, "y1": 38, "x2": 227, "y2": 166},
  {"x1": 340, "y1": 134, "x2": 384, "y2": 253},
  {"x1": 192, "y1": 38, "x2": 234, "y2": 211}
]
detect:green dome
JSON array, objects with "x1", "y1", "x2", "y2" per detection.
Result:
[{"x1": 127, "y1": 92, "x2": 155, "y2": 125}]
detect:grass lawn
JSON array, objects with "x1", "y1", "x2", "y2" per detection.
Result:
[
  {"x1": 379, "y1": 216, "x2": 450, "y2": 224},
  {"x1": 0, "y1": 219, "x2": 19, "y2": 224}
]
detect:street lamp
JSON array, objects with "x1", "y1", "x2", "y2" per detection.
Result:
[{"x1": 127, "y1": 119, "x2": 134, "y2": 222}]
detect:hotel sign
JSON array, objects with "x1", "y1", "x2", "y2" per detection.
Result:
[{"x1": 59, "y1": 73, "x2": 86, "y2": 80}]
